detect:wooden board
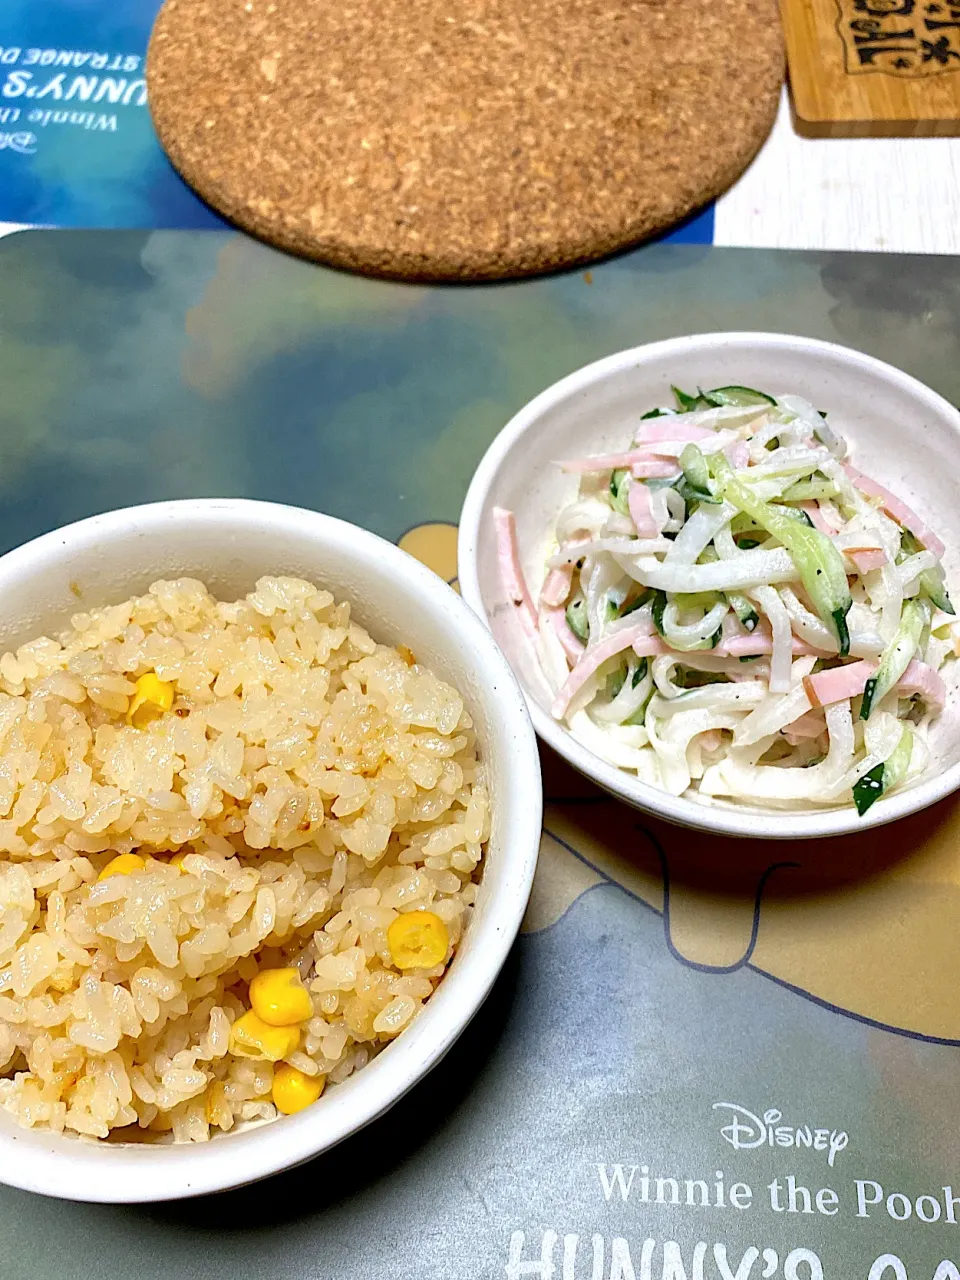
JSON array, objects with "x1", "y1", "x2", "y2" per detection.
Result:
[{"x1": 781, "y1": 0, "x2": 960, "y2": 137}]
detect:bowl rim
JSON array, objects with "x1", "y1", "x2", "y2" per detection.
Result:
[
  {"x1": 0, "y1": 498, "x2": 542, "y2": 1202},
  {"x1": 458, "y1": 331, "x2": 960, "y2": 839}
]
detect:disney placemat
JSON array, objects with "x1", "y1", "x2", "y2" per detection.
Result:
[{"x1": 0, "y1": 231, "x2": 959, "y2": 1278}]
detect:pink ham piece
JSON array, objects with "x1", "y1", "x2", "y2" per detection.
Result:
[
  {"x1": 630, "y1": 458, "x2": 680, "y2": 480},
  {"x1": 551, "y1": 626, "x2": 665, "y2": 719},
  {"x1": 632, "y1": 635, "x2": 666, "y2": 658},
  {"x1": 799, "y1": 501, "x2": 836, "y2": 536},
  {"x1": 803, "y1": 658, "x2": 946, "y2": 713},
  {"x1": 558, "y1": 450, "x2": 662, "y2": 473},
  {"x1": 540, "y1": 565, "x2": 574, "y2": 609},
  {"x1": 628, "y1": 480, "x2": 658, "y2": 538},
  {"x1": 636, "y1": 421, "x2": 716, "y2": 444},
  {"x1": 849, "y1": 548, "x2": 887, "y2": 574},
  {"x1": 899, "y1": 659, "x2": 947, "y2": 713},
  {"x1": 717, "y1": 630, "x2": 827, "y2": 658},
  {"x1": 725, "y1": 440, "x2": 750, "y2": 471},
  {"x1": 543, "y1": 605, "x2": 584, "y2": 665},
  {"x1": 844, "y1": 464, "x2": 945, "y2": 559},
  {"x1": 782, "y1": 710, "x2": 827, "y2": 743},
  {"x1": 492, "y1": 507, "x2": 537, "y2": 637},
  {"x1": 803, "y1": 660, "x2": 874, "y2": 708}
]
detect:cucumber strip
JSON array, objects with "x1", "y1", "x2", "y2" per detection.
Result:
[
  {"x1": 696, "y1": 387, "x2": 723, "y2": 408},
  {"x1": 901, "y1": 530, "x2": 954, "y2": 614},
  {"x1": 706, "y1": 385, "x2": 777, "y2": 408},
  {"x1": 624, "y1": 657, "x2": 652, "y2": 725},
  {"x1": 853, "y1": 723, "x2": 913, "y2": 816},
  {"x1": 727, "y1": 592, "x2": 760, "y2": 631},
  {"x1": 620, "y1": 590, "x2": 652, "y2": 618},
  {"x1": 646, "y1": 475, "x2": 681, "y2": 492},
  {"x1": 771, "y1": 503, "x2": 814, "y2": 528},
  {"x1": 852, "y1": 765, "x2": 884, "y2": 816},
  {"x1": 711, "y1": 453, "x2": 852, "y2": 654},
  {"x1": 674, "y1": 591, "x2": 722, "y2": 610},
  {"x1": 609, "y1": 468, "x2": 631, "y2": 516},
  {"x1": 781, "y1": 477, "x2": 838, "y2": 503},
  {"x1": 652, "y1": 590, "x2": 667, "y2": 635},
  {"x1": 641, "y1": 407, "x2": 668, "y2": 420},
  {"x1": 679, "y1": 443, "x2": 715, "y2": 497},
  {"x1": 860, "y1": 599, "x2": 927, "y2": 720},
  {"x1": 884, "y1": 722, "x2": 914, "y2": 790},
  {"x1": 677, "y1": 479, "x2": 719, "y2": 508},
  {"x1": 672, "y1": 386, "x2": 700, "y2": 413},
  {"x1": 606, "y1": 661, "x2": 627, "y2": 701},
  {"x1": 730, "y1": 512, "x2": 763, "y2": 535},
  {"x1": 565, "y1": 597, "x2": 589, "y2": 642}
]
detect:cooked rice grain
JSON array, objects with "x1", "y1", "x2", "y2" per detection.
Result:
[{"x1": 0, "y1": 577, "x2": 488, "y2": 1141}]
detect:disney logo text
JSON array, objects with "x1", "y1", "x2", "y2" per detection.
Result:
[{"x1": 713, "y1": 1103, "x2": 849, "y2": 1167}]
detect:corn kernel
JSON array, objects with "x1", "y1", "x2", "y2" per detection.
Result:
[
  {"x1": 272, "y1": 1064, "x2": 325, "y2": 1115},
  {"x1": 387, "y1": 910, "x2": 449, "y2": 970},
  {"x1": 98, "y1": 853, "x2": 146, "y2": 881},
  {"x1": 249, "y1": 967, "x2": 313, "y2": 1027},
  {"x1": 228, "y1": 1010, "x2": 301, "y2": 1062},
  {"x1": 127, "y1": 672, "x2": 175, "y2": 729}
]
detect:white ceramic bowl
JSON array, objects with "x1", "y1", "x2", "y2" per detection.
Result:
[
  {"x1": 0, "y1": 499, "x2": 541, "y2": 1202},
  {"x1": 459, "y1": 332, "x2": 960, "y2": 839}
]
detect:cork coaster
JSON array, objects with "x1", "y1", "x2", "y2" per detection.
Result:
[{"x1": 147, "y1": 0, "x2": 784, "y2": 281}]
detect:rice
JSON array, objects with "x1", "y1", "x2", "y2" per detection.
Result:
[{"x1": 0, "y1": 576, "x2": 489, "y2": 1141}]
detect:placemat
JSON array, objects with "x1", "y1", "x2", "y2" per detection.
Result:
[
  {"x1": 1, "y1": 232, "x2": 960, "y2": 1278},
  {"x1": 0, "y1": 0, "x2": 714, "y2": 245},
  {"x1": 145, "y1": 0, "x2": 776, "y2": 277}
]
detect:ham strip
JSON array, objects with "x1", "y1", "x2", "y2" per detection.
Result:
[
  {"x1": 844, "y1": 464, "x2": 945, "y2": 559},
  {"x1": 558, "y1": 450, "x2": 660, "y2": 473},
  {"x1": 725, "y1": 440, "x2": 750, "y2": 470},
  {"x1": 717, "y1": 629, "x2": 827, "y2": 658},
  {"x1": 799, "y1": 501, "x2": 834, "y2": 536},
  {"x1": 804, "y1": 658, "x2": 945, "y2": 712},
  {"x1": 551, "y1": 626, "x2": 665, "y2": 719},
  {"x1": 849, "y1": 548, "x2": 887, "y2": 574},
  {"x1": 493, "y1": 507, "x2": 537, "y2": 637},
  {"x1": 544, "y1": 605, "x2": 584, "y2": 665},
  {"x1": 899, "y1": 659, "x2": 946, "y2": 712},
  {"x1": 630, "y1": 458, "x2": 680, "y2": 480},
  {"x1": 803, "y1": 660, "x2": 874, "y2": 707},
  {"x1": 540, "y1": 565, "x2": 574, "y2": 608},
  {"x1": 628, "y1": 481, "x2": 658, "y2": 538},
  {"x1": 782, "y1": 710, "x2": 827, "y2": 743}
]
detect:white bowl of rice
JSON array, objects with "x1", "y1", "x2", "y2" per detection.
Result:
[
  {"x1": 0, "y1": 499, "x2": 540, "y2": 1202},
  {"x1": 459, "y1": 332, "x2": 960, "y2": 839}
]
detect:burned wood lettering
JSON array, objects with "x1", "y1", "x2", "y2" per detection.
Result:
[{"x1": 837, "y1": 0, "x2": 960, "y2": 75}]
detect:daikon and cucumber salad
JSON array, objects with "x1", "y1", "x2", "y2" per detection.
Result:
[{"x1": 494, "y1": 384, "x2": 958, "y2": 815}]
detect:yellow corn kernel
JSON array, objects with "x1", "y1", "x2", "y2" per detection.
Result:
[
  {"x1": 272, "y1": 1064, "x2": 325, "y2": 1115},
  {"x1": 98, "y1": 852, "x2": 146, "y2": 881},
  {"x1": 387, "y1": 910, "x2": 449, "y2": 971},
  {"x1": 127, "y1": 672, "x2": 175, "y2": 729},
  {"x1": 228, "y1": 1010, "x2": 301, "y2": 1062},
  {"x1": 249, "y1": 967, "x2": 313, "y2": 1027}
]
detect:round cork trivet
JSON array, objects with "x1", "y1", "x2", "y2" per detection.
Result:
[{"x1": 147, "y1": 0, "x2": 783, "y2": 281}]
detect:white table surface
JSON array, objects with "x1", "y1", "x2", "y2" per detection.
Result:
[{"x1": 2, "y1": 90, "x2": 958, "y2": 254}]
